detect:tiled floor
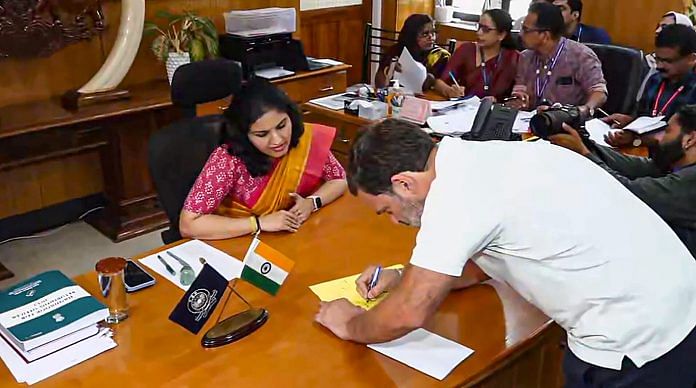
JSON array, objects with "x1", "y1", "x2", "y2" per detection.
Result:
[{"x1": 0, "y1": 222, "x2": 163, "y2": 289}]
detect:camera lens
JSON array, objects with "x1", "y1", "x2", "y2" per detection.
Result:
[{"x1": 530, "y1": 113, "x2": 554, "y2": 138}]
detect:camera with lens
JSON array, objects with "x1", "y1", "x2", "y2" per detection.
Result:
[{"x1": 529, "y1": 104, "x2": 591, "y2": 139}]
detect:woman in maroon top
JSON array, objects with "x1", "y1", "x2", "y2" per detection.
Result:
[{"x1": 434, "y1": 9, "x2": 519, "y2": 102}]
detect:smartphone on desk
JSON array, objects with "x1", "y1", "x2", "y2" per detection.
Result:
[{"x1": 124, "y1": 260, "x2": 156, "y2": 292}]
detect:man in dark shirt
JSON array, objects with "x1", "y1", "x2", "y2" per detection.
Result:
[
  {"x1": 553, "y1": 0, "x2": 611, "y2": 44},
  {"x1": 550, "y1": 104, "x2": 696, "y2": 257},
  {"x1": 605, "y1": 24, "x2": 696, "y2": 148}
]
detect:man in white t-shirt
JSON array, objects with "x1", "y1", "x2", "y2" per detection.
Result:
[{"x1": 314, "y1": 118, "x2": 696, "y2": 386}]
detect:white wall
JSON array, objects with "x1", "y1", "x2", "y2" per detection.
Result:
[{"x1": 300, "y1": 0, "x2": 363, "y2": 11}]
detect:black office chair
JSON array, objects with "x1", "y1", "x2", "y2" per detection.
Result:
[
  {"x1": 148, "y1": 116, "x2": 225, "y2": 244},
  {"x1": 170, "y1": 59, "x2": 243, "y2": 118},
  {"x1": 586, "y1": 44, "x2": 647, "y2": 115},
  {"x1": 362, "y1": 23, "x2": 399, "y2": 84}
]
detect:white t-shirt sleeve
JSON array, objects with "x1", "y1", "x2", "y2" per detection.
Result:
[{"x1": 409, "y1": 143, "x2": 502, "y2": 277}]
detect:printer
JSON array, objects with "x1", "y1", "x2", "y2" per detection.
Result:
[
  {"x1": 219, "y1": 33, "x2": 311, "y2": 80},
  {"x1": 220, "y1": 7, "x2": 328, "y2": 80}
]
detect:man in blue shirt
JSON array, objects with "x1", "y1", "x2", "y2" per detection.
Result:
[
  {"x1": 553, "y1": 0, "x2": 611, "y2": 44},
  {"x1": 606, "y1": 24, "x2": 696, "y2": 148}
]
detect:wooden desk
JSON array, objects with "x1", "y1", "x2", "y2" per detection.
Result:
[
  {"x1": 303, "y1": 100, "x2": 649, "y2": 165},
  {"x1": 0, "y1": 195, "x2": 564, "y2": 387},
  {"x1": 0, "y1": 65, "x2": 350, "y2": 242}
]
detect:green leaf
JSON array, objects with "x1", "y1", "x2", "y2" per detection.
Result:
[
  {"x1": 201, "y1": 34, "x2": 219, "y2": 58},
  {"x1": 151, "y1": 35, "x2": 170, "y2": 62},
  {"x1": 190, "y1": 39, "x2": 206, "y2": 62},
  {"x1": 155, "y1": 10, "x2": 179, "y2": 22}
]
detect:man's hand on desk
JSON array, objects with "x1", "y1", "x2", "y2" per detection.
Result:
[
  {"x1": 505, "y1": 92, "x2": 530, "y2": 110},
  {"x1": 549, "y1": 123, "x2": 592, "y2": 156},
  {"x1": 601, "y1": 113, "x2": 633, "y2": 129},
  {"x1": 315, "y1": 299, "x2": 365, "y2": 341}
]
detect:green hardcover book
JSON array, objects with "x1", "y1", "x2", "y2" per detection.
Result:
[{"x1": 0, "y1": 271, "x2": 108, "y2": 352}]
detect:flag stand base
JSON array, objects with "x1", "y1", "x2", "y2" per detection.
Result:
[{"x1": 201, "y1": 308, "x2": 269, "y2": 348}]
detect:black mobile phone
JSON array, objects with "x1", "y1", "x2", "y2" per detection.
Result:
[{"x1": 124, "y1": 260, "x2": 156, "y2": 293}]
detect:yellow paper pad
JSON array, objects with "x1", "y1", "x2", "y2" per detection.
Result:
[{"x1": 309, "y1": 264, "x2": 404, "y2": 310}]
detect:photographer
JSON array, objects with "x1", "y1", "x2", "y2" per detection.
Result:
[
  {"x1": 549, "y1": 104, "x2": 696, "y2": 257},
  {"x1": 605, "y1": 25, "x2": 696, "y2": 149}
]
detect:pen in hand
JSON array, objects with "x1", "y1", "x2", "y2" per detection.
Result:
[
  {"x1": 449, "y1": 71, "x2": 461, "y2": 89},
  {"x1": 366, "y1": 266, "x2": 382, "y2": 301},
  {"x1": 596, "y1": 107, "x2": 621, "y2": 127}
]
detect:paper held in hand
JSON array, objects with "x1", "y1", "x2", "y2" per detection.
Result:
[
  {"x1": 623, "y1": 116, "x2": 667, "y2": 135},
  {"x1": 394, "y1": 47, "x2": 427, "y2": 94}
]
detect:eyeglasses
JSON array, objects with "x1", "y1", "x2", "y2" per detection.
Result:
[
  {"x1": 655, "y1": 23, "x2": 671, "y2": 31},
  {"x1": 419, "y1": 29, "x2": 437, "y2": 38},
  {"x1": 520, "y1": 26, "x2": 549, "y2": 34},
  {"x1": 477, "y1": 24, "x2": 497, "y2": 34}
]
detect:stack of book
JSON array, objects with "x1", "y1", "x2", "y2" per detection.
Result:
[{"x1": 0, "y1": 271, "x2": 117, "y2": 385}]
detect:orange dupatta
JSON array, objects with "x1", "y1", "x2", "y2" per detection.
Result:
[{"x1": 215, "y1": 124, "x2": 335, "y2": 218}]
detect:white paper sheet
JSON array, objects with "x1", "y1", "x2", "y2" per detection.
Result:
[
  {"x1": 0, "y1": 328, "x2": 116, "y2": 385},
  {"x1": 254, "y1": 67, "x2": 295, "y2": 80},
  {"x1": 430, "y1": 96, "x2": 481, "y2": 112},
  {"x1": 426, "y1": 108, "x2": 479, "y2": 136},
  {"x1": 312, "y1": 58, "x2": 344, "y2": 66},
  {"x1": 367, "y1": 329, "x2": 474, "y2": 381},
  {"x1": 624, "y1": 116, "x2": 667, "y2": 134},
  {"x1": 139, "y1": 240, "x2": 244, "y2": 291},
  {"x1": 309, "y1": 93, "x2": 352, "y2": 110},
  {"x1": 394, "y1": 47, "x2": 427, "y2": 94},
  {"x1": 585, "y1": 119, "x2": 615, "y2": 147},
  {"x1": 512, "y1": 110, "x2": 535, "y2": 133}
]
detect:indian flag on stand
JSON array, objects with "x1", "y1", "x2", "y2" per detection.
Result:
[{"x1": 240, "y1": 237, "x2": 295, "y2": 296}]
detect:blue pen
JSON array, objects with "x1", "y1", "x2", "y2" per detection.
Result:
[
  {"x1": 366, "y1": 266, "x2": 382, "y2": 300},
  {"x1": 449, "y1": 71, "x2": 461, "y2": 89}
]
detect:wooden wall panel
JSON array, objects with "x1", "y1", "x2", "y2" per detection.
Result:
[
  {"x1": 0, "y1": 0, "x2": 299, "y2": 107},
  {"x1": 0, "y1": 152, "x2": 102, "y2": 219},
  {"x1": 582, "y1": 0, "x2": 686, "y2": 52},
  {"x1": 300, "y1": 5, "x2": 369, "y2": 85},
  {"x1": 381, "y1": 0, "x2": 434, "y2": 33},
  {"x1": 437, "y1": 0, "x2": 690, "y2": 54}
]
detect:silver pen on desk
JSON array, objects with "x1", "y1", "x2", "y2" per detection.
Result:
[
  {"x1": 167, "y1": 251, "x2": 196, "y2": 286},
  {"x1": 156, "y1": 255, "x2": 176, "y2": 277}
]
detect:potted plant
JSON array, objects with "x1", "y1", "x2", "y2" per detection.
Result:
[
  {"x1": 687, "y1": 0, "x2": 696, "y2": 25},
  {"x1": 144, "y1": 10, "x2": 220, "y2": 84}
]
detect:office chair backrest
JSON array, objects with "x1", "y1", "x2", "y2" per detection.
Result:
[
  {"x1": 586, "y1": 43, "x2": 647, "y2": 115},
  {"x1": 148, "y1": 115, "x2": 225, "y2": 243},
  {"x1": 362, "y1": 23, "x2": 400, "y2": 84},
  {"x1": 170, "y1": 59, "x2": 243, "y2": 118}
]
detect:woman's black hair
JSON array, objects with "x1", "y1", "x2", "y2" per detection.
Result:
[
  {"x1": 397, "y1": 14, "x2": 435, "y2": 59},
  {"x1": 222, "y1": 78, "x2": 304, "y2": 177},
  {"x1": 482, "y1": 9, "x2": 517, "y2": 50}
]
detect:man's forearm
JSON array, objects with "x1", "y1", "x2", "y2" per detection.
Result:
[
  {"x1": 585, "y1": 91, "x2": 607, "y2": 110},
  {"x1": 451, "y1": 260, "x2": 490, "y2": 290},
  {"x1": 346, "y1": 300, "x2": 421, "y2": 344},
  {"x1": 346, "y1": 269, "x2": 454, "y2": 343}
]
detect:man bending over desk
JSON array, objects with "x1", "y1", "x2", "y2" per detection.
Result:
[{"x1": 315, "y1": 118, "x2": 696, "y2": 387}]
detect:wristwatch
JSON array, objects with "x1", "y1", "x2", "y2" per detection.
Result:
[{"x1": 308, "y1": 196, "x2": 322, "y2": 212}]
